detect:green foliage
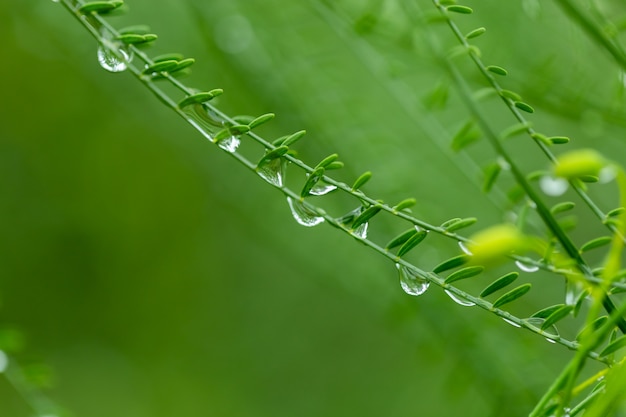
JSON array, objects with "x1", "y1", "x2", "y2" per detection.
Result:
[{"x1": 3, "y1": 0, "x2": 626, "y2": 415}]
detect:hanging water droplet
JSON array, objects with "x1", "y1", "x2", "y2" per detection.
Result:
[
  {"x1": 444, "y1": 290, "x2": 476, "y2": 306},
  {"x1": 352, "y1": 222, "x2": 368, "y2": 239},
  {"x1": 97, "y1": 44, "x2": 131, "y2": 72},
  {"x1": 515, "y1": 260, "x2": 539, "y2": 273},
  {"x1": 526, "y1": 317, "x2": 559, "y2": 340},
  {"x1": 257, "y1": 157, "x2": 286, "y2": 187},
  {"x1": 458, "y1": 241, "x2": 473, "y2": 255},
  {"x1": 0, "y1": 350, "x2": 8, "y2": 373},
  {"x1": 539, "y1": 176, "x2": 568, "y2": 197},
  {"x1": 310, "y1": 181, "x2": 337, "y2": 196},
  {"x1": 181, "y1": 104, "x2": 225, "y2": 142},
  {"x1": 502, "y1": 318, "x2": 521, "y2": 328},
  {"x1": 396, "y1": 263, "x2": 430, "y2": 296},
  {"x1": 286, "y1": 197, "x2": 324, "y2": 227},
  {"x1": 217, "y1": 136, "x2": 240, "y2": 153}
]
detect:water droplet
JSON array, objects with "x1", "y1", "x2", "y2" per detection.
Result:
[
  {"x1": 217, "y1": 136, "x2": 240, "y2": 153},
  {"x1": 0, "y1": 350, "x2": 8, "y2": 373},
  {"x1": 526, "y1": 317, "x2": 559, "y2": 339},
  {"x1": 397, "y1": 263, "x2": 429, "y2": 296},
  {"x1": 515, "y1": 260, "x2": 539, "y2": 273},
  {"x1": 352, "y1": 222, "x2": 368, "y2": 239},
  {"x1": 539, "y1": 176, "x2": 568, "y2": 197},
  {"x1": 444, "y1": 290, "x2": 476, "y2": 306},
  {"x1": 286, "y1": 197, "x2": 324, "y2": 227},
  {"x1": 180, "y1": 104, "x2": 225, "y2": 141},
  {"x1": 97, "y1": 44, "x2": 131, "y2": 72},
  {"x1": 458, "y1": 241, "x2": 473, "y2": 255},
  {"x1": 257, "y1": 157, "x2": 286, "y2": 187},
  {"x1": 310, "y1": 182, "x2": 337, "y2": 196},
  {"x1": 502, "y1": 318, "x2": 521, "y2": 328}
]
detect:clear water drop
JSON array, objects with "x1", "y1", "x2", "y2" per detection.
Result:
[
  {"x1": 286, "y1": 197, "x2": 324, "y2": 227},
  {"x1": 396, "y1": 263, "x2": 429, "y2": 296},
  {"x1": 458, "y1": 241, "x2": 473, "y2": 255},
  {"x1": 526, "y1": 317, "x2": 559, "y2": 339},
  {"x1": 97, "y1": 44, "x2": 131, "y2": 72},
  {"x1": 217, "y1": 136, "x2": 240, "y2": 153},
  {"x1": 352, "y1": 222, "x2": 368, "y2": 239},
  {"x1": 515, "y1": 260, "x2": 539, "y2": 273},
  {"x1": 444, "y1": 290, "x2": 476, "y2": 306},
  {"x1": 181, "y1": 104, "x2": 225, "y2": 142},
  {"x1": 0, "y1": 350, "x2": 8, "y2": 373},
  {"x1": 310, "y1": 181, "x2": 337, "y2": 196},
  {"x1": 539, "y1": 176, "x2": 568, "y2": 197},
  {"x1": 257, "y1": 157, "x2": 286, "y2": 187},
  {"x1": 502, "y1": 318, "x2": 521, "y2": 328}
]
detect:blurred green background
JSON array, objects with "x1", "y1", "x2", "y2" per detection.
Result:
[{"x1": 1, "y1": 1, "x2": 626, "y2": 416}]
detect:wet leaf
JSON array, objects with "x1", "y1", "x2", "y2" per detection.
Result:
[
  {"x1": 480, "y1": 272, "x2": 519, "y2": 297},
  {"x1": 492, "y1": 284, "x2": 532, "y2": 308}
]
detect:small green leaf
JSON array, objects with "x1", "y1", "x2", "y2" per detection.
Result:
[
  {"x1": 465, "y1": 27, "x2": 486, "y2": 39},
  {"x1": 440, "y1": 218, "x2": 461, "y2": 228},
  {"x1": 397, "y1": 231, "x2": 428, "y2": 257},
  {"x1": 117, "y1": 33, "x2": 158, "y2": 45},
  {"x1": 526, "y1": 170, "x2": 548, "y2": 181},
  {"x1": 444, "y1": 266, "x2": 484, "y2": 284},
  {"x1": 352, "y1": 171, "x2": 372, "y2": 190},
  {"x1": 514, "y1": 101, "x2": 534, "y2": 113},
  {"x1": 451, "y1": 120, "x2": 481, "y2": 151},
  {"x1": 119, "y1": 25, "x2": 151, "y2": 35},
  {"x1": 315, "y1": 154, "x2": 339, "y2": 169},
  {"x1": 386, "y1": 228, "x2": 419, "y2": 250},
  {"x1": 580, "y1": 236, "x2": 612, "y2": 253},
  {"x1": 393, "y1": 198, "x2": 417, "y2": 212},
  {"x1": 541, "y1": 305, "x2": 574, "y2": 330},
  {"x1": 551, "y1": 202, "x2": 575, "y2": 215},
  {"x1": 232, "y1": 115, "x2": 255, "y2": 125},
  {"x1": 282, "y1": 130, "x2": 306, "y2": 147},
  {"x1": 447, "y1": 5, "x2": 473, "y2": 14},
  {"x1": 178, "y1": 90, "x2": 223, "y2": 108},
  {"x1": 531, "y1": 133, "x2": 553, "y2": 146},
  {"x1": 352, "y1": 205, "x2": 382, "y2": 229},
  {"x1": 249, "y1": 113, "x2": 275, "y2": 129},
  {"x1": 579, "y1": 175, "x2": 599, "y2": 183},
  {"x1": 501, "y1": 122, "x2": 532, "y2": 139},
  {"x1": 213, "y1": 125, "x2": 249, "y2": 142},
  {"x1": 171, "y1": 58, "x2": 195, "y2": 73},
  {"x1": 433, "y1": 255, "x2": 469, "y2": 274},
  {"x1": 480, "y1": 272, "x2": 519, "y2": 297},
  {"x1": 483, "y1": 162, "x2": 501, "y2": 193},
  {"x1": 492, "y1": 284, "x2": 532, "y2": 308},
  {"x1": 607, "y1": 207, "x2": 625, "y2": 217},
  {"x1": 423, "y1": 82, "x2": 449, "y2": 110},
  {"x1": 152, "y1": 53, "x2": 184, "y2": 62},
  {"x1": 301, "y1": 167, "x2": 325, "y2": 198},
  {"x1": 486, "y1": 65, "x2": 508, "y2": 76},
  {"x1": 576, "y1": 316, "x2": 608, "y2": 341},
  {"x1": 142, "y1": 60, "x2": 179, "y2": 74},
  {"x1": 444, "y1": 217, "x2": 478, "y2": 232},
  {"x1": 531, "y1": 304, "x2": 565, "y2": 319},
  {"x1": 599, "y1": 335, "x2": 626, "y2": 357},
  {"x1": 550, "y1": 136, "x2": 570, "y2": 145},
  {"x1": 500, "y1": 89, "x2": 522, "y2": 101},
  {"x1": 325, "y1": 161, "x2": 344, "y2": 170},
  {"x1": 78, "y1": 1, "x2": 124, "y2": 14},
  {"x1": 256, "y1": 146, "x2": 289, "y2": 168}
]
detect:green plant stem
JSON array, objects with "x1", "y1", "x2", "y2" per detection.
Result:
[
  {"x1": 430, "y1": 0, "x2": 626, "y2": 247},
  {"x1": 553, "y1": 0, "x2": 626, "y2": 73},
  {"x1": 59, "y1": 0, "x2": 617, "y2": 360}
]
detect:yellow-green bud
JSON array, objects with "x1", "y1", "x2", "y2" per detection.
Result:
[
  {"x1": 467, "y1": 224, "x2": 527, "y2": 265},
  {"x1": 554, "y1": 149, "x2": 605, "y2": 179}
]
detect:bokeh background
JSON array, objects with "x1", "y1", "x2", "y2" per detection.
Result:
[{"x1": 2, "y1": 1, "x2": 626, "y2": 416}]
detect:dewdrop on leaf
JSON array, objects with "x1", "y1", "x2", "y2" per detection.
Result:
[
  {"x1": 467, "y1": 224, "x2": 527, "y2": 265},
  {"x1": 554, "y1": 149, "x2": 605, "y2": 179}
]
